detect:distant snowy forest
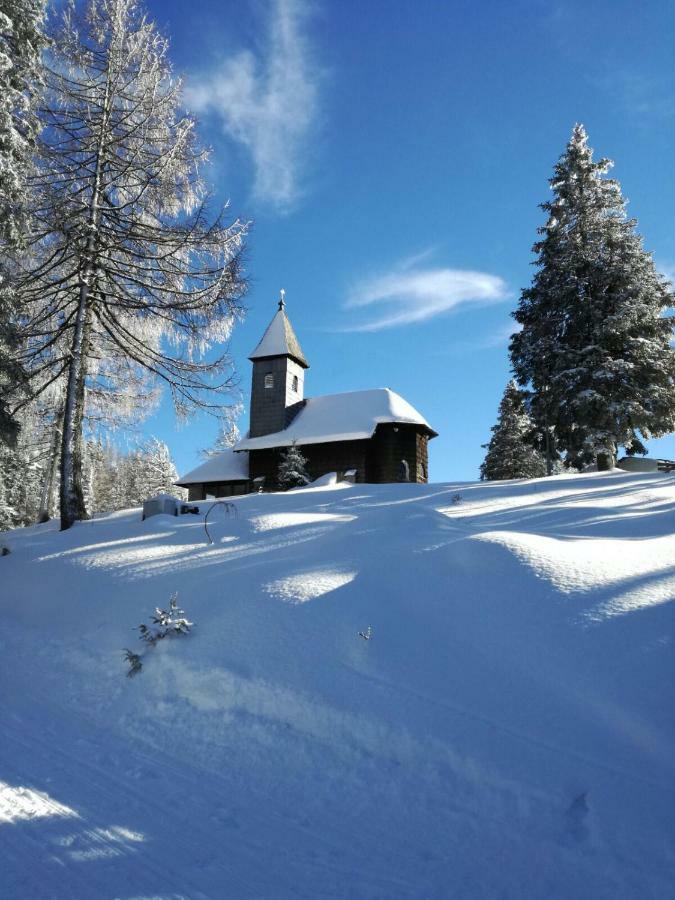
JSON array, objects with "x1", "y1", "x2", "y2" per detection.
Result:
[{"x1": 1, "y1": 0, "x2": 674, "y2": 532}]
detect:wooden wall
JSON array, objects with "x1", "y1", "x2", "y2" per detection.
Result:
[
  {"x1": 188, "y1": 425, "x2": 432, "y2": 495},
  {"x1": 366, "y1": 424, "x2": 430, "y2": 483},
  {"x1": 249, "y1": 356, "x2": 305, "y2": 437},
  {"x1": 187, "y1": 481, "x2": 249, "y2": 501},
  {"x1": 249, "y1": 439, "x2": 370, "y2": 487},
  {"x1": 249, "y1": 425, "x2": 430, "y2": 488}
]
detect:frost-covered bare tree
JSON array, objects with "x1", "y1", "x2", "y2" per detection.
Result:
[
  {"x1": 15, "y1": 0, "x2": 247, "y2": 529},
  {"x1": 0, "y1": 0, "x2": 46, "y2": 444},
  {"x1": 200, "y1": 401, "x2": 243, "y2": 458}
]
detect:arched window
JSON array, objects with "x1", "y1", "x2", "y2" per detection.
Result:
[
  {"x1": 264, "y1": 373, "x2": 274, "y2": 389},
  {"x1": 292, "y1": 374, "x2": 299, "y2": 392}
]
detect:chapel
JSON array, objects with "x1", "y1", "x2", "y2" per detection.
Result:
[{"x1": 176, "y1": 295, "x2": 437, "y2": 499}]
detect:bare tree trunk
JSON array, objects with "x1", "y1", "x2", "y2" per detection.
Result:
[
  {"x1": 60, "y1": 300, "x2": 91, "y2": 529},
  {"x1": 543, "y1": 399, "x2": 553, "y2": 477},
  {"x1": 59, "y1": 59, "x2": 111, "y2": 531},
  {"x1": 36, "y1": 412, "x2": 62, "y2": 523}
]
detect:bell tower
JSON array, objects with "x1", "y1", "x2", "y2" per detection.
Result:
[{"x1": 248, "y1": 291, "x2": 309, "y2": 438}]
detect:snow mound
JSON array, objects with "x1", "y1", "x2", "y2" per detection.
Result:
[{"x1": 1, "y1": 470, "x2": 673, "y2": 899}]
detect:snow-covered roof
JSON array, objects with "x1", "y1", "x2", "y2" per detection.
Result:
[
  {"x1": 175, "y1": 449, "x2": 250, "y2": 486},
  {"x1": 249, "y1": 301, "x2": 309, "y2": 368},
  {"x1": 235, "y1": 389, "x2": 436, "y2": 452}
]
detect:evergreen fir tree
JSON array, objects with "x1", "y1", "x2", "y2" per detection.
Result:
[
  {"x1": 0, "y1": 0, "x2": 46, "y2": 445},
  {"x1": 511, "y1": 124, "x2": 675, "y2": 469},
  {"x1": 277, "y1": 441, "x2": 310, "y2": 489},
  {"x1": 86, "y1": 437, "x2": 184, "y2": 513},
  {"x1": 480, "y1": 380, "x2": 547, "y2": 481},
  {"x1": 135, "y1": 438, "x2": 182, "y2": 500},
  {"x1": 0, "y1": 401, "x2": 53, "y2": 527},
  {"x1": 0, "y1": 457, "x2": 16, "y2": 530},
  {"x1": 0, "y1": 0, "x2": 45, "y2": 246}
]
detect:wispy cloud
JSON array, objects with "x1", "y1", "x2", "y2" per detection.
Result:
[
  {"x1": 185, "y1": 0, "x2": 319, "y2": 211},
  {"x1": 342, "y1": 253, "x2": 510, "y2": 332},
  {"x1": 477, "y1": 322, "x2": 521, "y2": 349},
  {"x1": 593, "y1": 71, "x2": 675, "y2": 122}
]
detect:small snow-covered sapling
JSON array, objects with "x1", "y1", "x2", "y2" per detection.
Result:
[
  {"x1": 359, "y1": 625, "x2": 373, "y2": 641},
  {"x1": 138, "y1": 593, "x2": 193, "y2": 644},
  {"x1": 124, "y1": 594, "x2": 194, "y2": 677},
  {"x1": 451, "y1": 493, "x2": 462, "y2": 505}
]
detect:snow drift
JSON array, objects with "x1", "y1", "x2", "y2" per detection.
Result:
[{"x1": 0, "y1": 471, "x2": 673, "y2": 898}]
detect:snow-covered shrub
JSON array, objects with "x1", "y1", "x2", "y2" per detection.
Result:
[
  {"x1": 138, "y1": 594, "x2": 193, "y2": 645},
  {"x1": 278, "y1": 442, "x2": 310, "y2": 489},
  {"x1": 124, "y1": 595, "x2": 193, "y2": 676}
]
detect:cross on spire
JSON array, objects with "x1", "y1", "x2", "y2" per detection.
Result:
[{"x1": 278, "y1": 288, "x2": 286, "y2": 310}]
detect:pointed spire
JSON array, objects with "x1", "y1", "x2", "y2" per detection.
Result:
[{"x1": 249, "y1": 292, "x2": 309, "y2": 368}]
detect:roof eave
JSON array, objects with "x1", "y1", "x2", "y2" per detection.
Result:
[
  {"x1": 248, "y1": 351, "x2": 310, "y2": 369},
  {"x1": 175, "y1": 477, "x2": 250, "y2": 487}
]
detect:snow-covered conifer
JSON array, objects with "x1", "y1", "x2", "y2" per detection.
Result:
[
  {"x1": 0, "y1": 0, "x2": 45, "y2": 245},
  {"x1": 0, "y1": 462, "x2": 16, "y2": 530},
  {"x1": 138, "y1": 594, "x2": 193, "y2": 644},
  {"x1": 14, "y1": 0, "x2": 247, "y2": 529},
  {"x1": 277, "y1": 441, "x2": 310, "y2": 489},
  {"x1": 86, "y1": 436, "x2": 184, "y2": 514},
  {"x1": 126, "y1": 439, "x2": 181, "y2": 505},
  {"x1": 511, "y1": 124, "x2": 675, "y2": 469},
  {"x1": 0, "y1": 400, "x2": 54, "y2": 527},
  {"x1": 0, "y1": 0, "x2": 46, "y2": 444},
  {"x1": 480, "y1": 380, "x2": 547, "y2": 481}
]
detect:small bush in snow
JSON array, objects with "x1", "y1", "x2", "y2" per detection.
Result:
[
  {"x1": 451, "y1": 493, "x2": 462, "y2": 505},
  {"x1": 138, "y1": 594, "x2": 193, "y2": 645},
  {"x1": 123, "y1": 594, "x2": 193, "y2": 677},
  {"x1": 359, "y1": 625, "x2": 373, "y2": 641}
]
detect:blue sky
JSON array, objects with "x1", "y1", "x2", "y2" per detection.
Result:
[{"x1": 139, "y1": 0, "x2": 675, "y2": 481}]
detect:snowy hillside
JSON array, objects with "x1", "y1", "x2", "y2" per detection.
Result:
[{"x1": 1, "y1": 472, "x2": 673, "y2": 899}]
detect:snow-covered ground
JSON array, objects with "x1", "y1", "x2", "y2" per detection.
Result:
[{"x1": 1, "y1": 471, "x2": 673, "y2": 899}]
